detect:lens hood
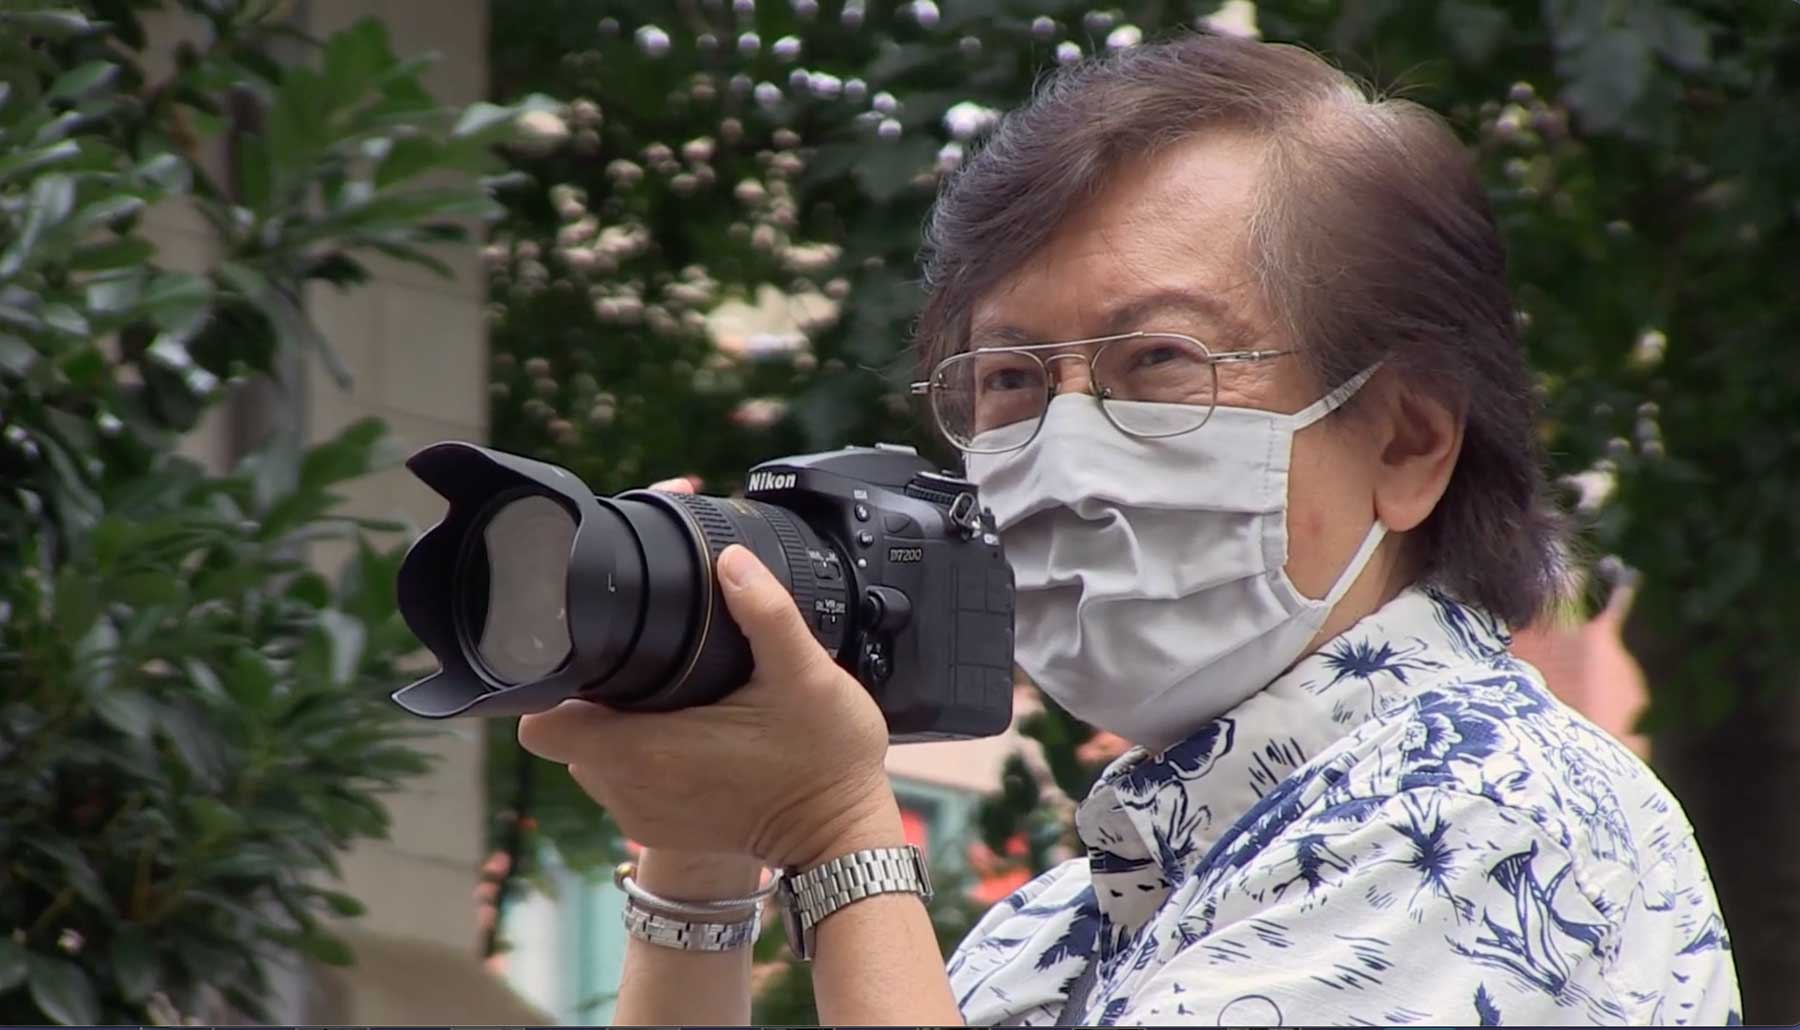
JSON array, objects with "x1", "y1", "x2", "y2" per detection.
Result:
[{"x1": 392, "y1": 442, "x2": 646, "y2": 718}]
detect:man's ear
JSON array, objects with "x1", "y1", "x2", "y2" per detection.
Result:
[{"x1": 1369, "y1": 373, "x2": 1463, "y2": 533}]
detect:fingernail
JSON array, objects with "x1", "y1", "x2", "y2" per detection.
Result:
[{"x1": 719, "y1": 546, "x2": 756, "y2": 590}]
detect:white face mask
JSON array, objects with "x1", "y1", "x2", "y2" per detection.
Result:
[{"x1": 964, "y1": 369, "x2": 1385, "y2": 751}]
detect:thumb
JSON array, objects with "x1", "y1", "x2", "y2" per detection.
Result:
[{"x1": 717, "y1": 544, "x2": 829, "y2": 679}]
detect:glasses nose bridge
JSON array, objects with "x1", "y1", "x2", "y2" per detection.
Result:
[{"x1": 1042, "y1": 349, "x2": 1099, "y2": 396}]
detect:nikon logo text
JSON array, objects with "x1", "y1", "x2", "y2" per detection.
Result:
[{"x1": 747, "y1": 471, "x2": 796, "y2": 492}]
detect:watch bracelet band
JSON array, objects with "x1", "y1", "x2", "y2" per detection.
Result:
[
  {"x1": 780, "y1": 844, "x2": 932, "y2": 960},
  {"x1": 621, "y1": 895, "x2": 762, "y2": 952}
]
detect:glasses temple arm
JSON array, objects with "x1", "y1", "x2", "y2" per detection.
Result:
[{"x1": 1208, "y1": 348, "x2": 1297, "y2": 365}]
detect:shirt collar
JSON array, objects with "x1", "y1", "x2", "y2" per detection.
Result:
[{"x1": 1073, "y1": 586, "x2": 1512, "y2": 943}]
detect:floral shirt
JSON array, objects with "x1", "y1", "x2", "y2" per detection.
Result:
[{"x1": 948, "y1": 588, "x2": 1740, "y2": 1027}]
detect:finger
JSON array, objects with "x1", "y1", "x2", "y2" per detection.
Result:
[
  {"x1": 517, "y1": 699, "x2": 620, "y2": 763},
  {"x1": 649, "y1": 475, "x2": 701, "y2": 494},
  {"x1": 716, "y1": 544, "x2": 830, "y2": 681}
]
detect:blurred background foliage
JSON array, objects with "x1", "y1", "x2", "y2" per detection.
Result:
[
  {"x1": 0, "y1": 0, "x2": 544, "y2": 1022},
  {"x1": 482, "y1": 0, "x2": 1800, "y2": 1022}
]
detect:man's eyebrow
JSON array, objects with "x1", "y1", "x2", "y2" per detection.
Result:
[
  {"x1": 967, "y1": 288, "x2": 1260, "y2": 349},
  {"x1": 1096, "y1": 289, "x2": 1261, "y2": 345}
]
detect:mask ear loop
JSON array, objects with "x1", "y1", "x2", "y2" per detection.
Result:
[
  {"x1": 1325, "y1": 520, "x2": 1389, "y2": 606},
  {"x1": 1290, "y1": 363, "x2": 1383, "y2": 429},
  {"x1": 1289, "y1": 363, "x2": 1389, "y2": 606}
]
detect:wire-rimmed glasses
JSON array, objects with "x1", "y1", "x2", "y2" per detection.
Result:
[{"x1": 910, "y1": 331, "x2": 1295, "y2": 454}]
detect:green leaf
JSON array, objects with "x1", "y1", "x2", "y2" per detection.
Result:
[
  {"x1": 1638, "y1": 5, "x2": 1712, "y2": 73},
  {"x1": 111, "y1": 926, "x2": 157, "y2": 1002},
  {"x1": 0, "y1": 332, "x2": 38, "y2": 377},
  {"x1": 40, "y1": 303, "x2": 88, "y2": 337},
  {"x1": 55, "y1": 340, "x2": 103, "y2": 386},
  {"x1": 188, "y1": 796, "x2": 246, "y2": 839},
  {"x1": 0, "y1": 173, "x2": 76, "y2": 278},
  {"x1": 1, "y1": 9, "x2": 99, "y2": 40},
  {"x1": 1439, "y1": 0, "x2": 1511, "y2": 66},
  {"x1": 142, "y1": 271, "x2": 215, "y2": 329},
  {"x1": 229, "y1": 648, "x2": 277, "y2": 711},
  {"x1": 154, "y1": 701, "x2": 228, "y2": 789},
  {"x1": 0, "y1": 937, "x2": 25, "y2": 991},
  {"x1": 184, "y1": 657, "x2": 226, "y2": 699},
  {"x1": 1562, "y1": 30, "x2": 1654, "y2": 133},
  {"x1": 69, "y1": 235, "x2": 153, "y2": 271},
  {"x1": 322, "y1": 18, "x2": 394, "y2": 108},
  {"x1": 68, "y1": 190, "x2": 147, "y2": 235},
  {"x1": 26, "y1": 954, "x2": 100, "y2": 1026},
  {"x1": 115, "y1": 569, "x2": 184, "y2": 606},
  {"x1": 315, "y1": 609, "x2": 367, "y2": 686},
  {"x1": 301, "y1": 927, "x2": 355, "y2": 966},
  {"x1": 47, "y1": 60, "x2": 118, "y2": 102},
  {"x1": 30, "y1": 838, "x2": 113, "y2": 913},
  {"x1": 85, "y1": 271, "x2": 144, "y2": 315},
  {"x1": 1543, "y1": 0, "x2": 1608, "y2": 51},
  {"x1": 299, "y1": 417, "x2": 391, "y2": 491},
  {"x1": 135, "y1": 152, "x2": 191, "y2": 193},
  {"x1": 92, "y1": 687, "x2": 157, "y2": 738},
  {"x1": 267, "y1": 66, "x2": 326, "y2": 169},
  {"x1": 53, "y1": 567, "x2": 101, "y2": 641},
  {"x1": 220, "y1": 261, "x2": 354, "y2": 386},
  {"x1": 237, "y1": 132, "x2": 272, "y2": 211},
  {"x1": 315, "y1": 889, "x2": 367, "y2": 917},
  {"x1": 451, "y1": 101, "x2": 520, "y2": 139},
  {"x1": 0, "y1": 138, "x2": 81, "y2": 182},
  {"x1": 375, "y1": 135, "x2": 443, "y2": 188}
]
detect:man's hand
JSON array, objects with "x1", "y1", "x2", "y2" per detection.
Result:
[{"x1": 516, "y1": 530, "x2": 896, "y2": 869}]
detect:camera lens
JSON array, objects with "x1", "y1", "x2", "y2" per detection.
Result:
[
  {"x1": 578, "y1": 492, "x2": 844, "y2": 712},
  {"x1": 394, "y1": 441, "x2": 852, "y2": 719},
  {"x1": 456, "y1": 493, "x2": 578, "y2": 685}
]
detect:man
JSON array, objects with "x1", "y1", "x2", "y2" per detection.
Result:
[{"x1": 518, "y1": 31, "x2": 1739, "y2": 1026}]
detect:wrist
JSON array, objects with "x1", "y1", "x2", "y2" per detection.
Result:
[
  {"x1": 635, "y1": 849, "x2": 766, "y2": 897},
  {"x1": 784, "y1": 786, "x2": 907, "y2": 872}
]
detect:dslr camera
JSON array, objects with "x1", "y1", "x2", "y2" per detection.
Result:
[{"x1": 392, "y1": 441, "x2": 1015, "y2": 741}]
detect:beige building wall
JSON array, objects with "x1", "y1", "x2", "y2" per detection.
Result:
[
  {"x1": 143, "y1": 0, "x2": 504, "y2": 1021},
  {"x1": 299, "y1": 0, "x2": 494, "y2": 970}
]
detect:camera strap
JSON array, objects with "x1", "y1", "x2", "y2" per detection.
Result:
[{"x1": 1054, "y1": 956, "x2": 1099, "y2": 1027}]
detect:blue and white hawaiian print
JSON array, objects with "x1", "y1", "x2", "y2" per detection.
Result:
[{"x1": 948, "y1": 587, "x2": 1740, "y2": 1026}]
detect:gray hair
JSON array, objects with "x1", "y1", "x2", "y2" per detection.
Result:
[{"x1": 916, "y1": 30, "x2": 1564, "y2": 626}]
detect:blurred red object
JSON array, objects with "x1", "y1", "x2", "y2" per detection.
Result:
[
  {"x1": 900, "y1": 806, "x2": 931, "y2": 853},
  {"x1": 968, "y1": 834, "x2": 1036, "y2": 905},
  {"x1": 1512, "y1": 582, "x2": 1650, "y2": 759},
  {"x1": 1077, "y1": 731, "x2": 1131, "y2": 765}
]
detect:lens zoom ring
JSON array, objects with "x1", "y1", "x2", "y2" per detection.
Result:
[
  {"x1": 660, "y1": 496, "x2": 755, "y2": 703},
  {"x1": 676, "y1": 496, "x2": 745, "y2": 560},
  {"x1": 750, "y1": 500, "x2": 819, "y2": 616}
]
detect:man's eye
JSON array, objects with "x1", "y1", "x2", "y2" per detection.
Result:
[
  {"x1": 1130, "y1": 345, "x2": 1184, "y2": 370},
  {"x1": 980, "y1": 368, "x2": 1036, "y2": 391}
]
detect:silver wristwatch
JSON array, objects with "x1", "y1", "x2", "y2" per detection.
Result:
[{"x1": 776, "y1": 844, "x2": 933, "y2": 961}]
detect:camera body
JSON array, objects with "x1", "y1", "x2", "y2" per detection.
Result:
[
  {"x1": 729, "y1": 444, "x2": 1015, "y2": 741},
  {"x1": 391, "y1": 440, "x2": 1015, "y2": 743}
]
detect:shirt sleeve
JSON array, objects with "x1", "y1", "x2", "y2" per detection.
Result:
[{"x1": 1095, "y1": 786, "x2": 1631, "y2": 1028}]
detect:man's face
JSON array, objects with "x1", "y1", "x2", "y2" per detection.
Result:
[{"x1": 966, "y1": 130, "x2": 1383, "y2": 603}]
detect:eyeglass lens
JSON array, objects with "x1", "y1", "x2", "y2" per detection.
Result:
[{"x1": 931, "y1": 334, "x2": 1218, "y2": 451}]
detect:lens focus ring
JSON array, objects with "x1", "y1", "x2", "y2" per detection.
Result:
[{"x1": 643, "y1": 494, "x2": 836, "y2": 710}]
